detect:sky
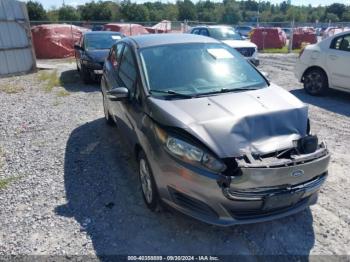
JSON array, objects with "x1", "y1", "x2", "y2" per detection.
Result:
[{"x1": 31, "y1": 0, "x2": 350, "y2": 10}]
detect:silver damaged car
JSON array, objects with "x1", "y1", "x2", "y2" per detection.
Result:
[{"x1": 101, "y1": 34, "x2": 330, "y2": 226}]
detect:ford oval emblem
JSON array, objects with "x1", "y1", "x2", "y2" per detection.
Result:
[{"x1": 291, "y1": 170, "x2": 304, "y2": 177}]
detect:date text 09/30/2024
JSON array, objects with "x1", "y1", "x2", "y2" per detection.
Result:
[{"x1": 127, "y1": 256, "x2": 219, "y2": 261}]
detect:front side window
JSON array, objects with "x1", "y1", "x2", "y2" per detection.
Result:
[
  {"x1": 139, "y1": 43, "x2": 267, "y2": 97},
  {"x1": 109, "y1": 43, "x2": 124, "y2": 71},
  {"x1": 118, "y1": 45, "x2": 137, "y2": 94},
  {"x1": 331, "y1": 34, "x2": 350, "y2": 52},
  {"x1": 199, "y1": 29, "x2": 209, "y2": 36},
  {"x1": 208, "y1": 27, "x2": 242, "y2": 40},
  {"x1": 192, "y1": 29, "x2": 200, "y2": 34},
  {"x1": 84, "y1": 33, "x2": 122, "y2": 50}
]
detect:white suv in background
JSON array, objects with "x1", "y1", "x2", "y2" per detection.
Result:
[
  {"x1": 190, "y1": 25, "x2": 259, "y2": 66},
  {"x1": 295, "y1": 31, "x2": 350, "y2": 95}
]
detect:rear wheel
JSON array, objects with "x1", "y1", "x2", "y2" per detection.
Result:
[
  {"x1": 303, "y1": 68, "x2": 328, "y2": 96},
  {"x1": 138, "y1": 151, "x2": 160, "y2": 212}
]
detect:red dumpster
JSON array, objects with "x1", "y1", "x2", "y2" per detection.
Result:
[
  {"x1": 31, "y1": 24, "x2": 89, "y2": 59},
  {"x1": 251, "y1": 27, "x2": 287, "y2": 50},
  {"x1": 103, "y1": 23, "x2": 149, "y2": 36},
  {"x1": 292, "y1": 27, "x2": 317, "y2": 49}
]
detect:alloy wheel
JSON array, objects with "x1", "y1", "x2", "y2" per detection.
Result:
[
  {"x1": 139, "y1": 158, "x2": 153, "y2": 204},
  {"x1": 304, "y1": 71, "x2": 323, "y2": 94}
]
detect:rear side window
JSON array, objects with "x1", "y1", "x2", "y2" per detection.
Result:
[
  {"x1": 330, "y1": 34, "x2": 350, "y2": 52},
  {"x1": 118, "y1": 45, "x2": 137, "y2": 94}
]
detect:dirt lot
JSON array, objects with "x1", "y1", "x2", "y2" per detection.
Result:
[{"x1": 0, "y1": 54, "x2": 349, "y2": 257}]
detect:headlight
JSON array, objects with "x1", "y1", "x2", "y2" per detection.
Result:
[{"x1": 155, "y1": 126, "x2": 226, "y2": 173}]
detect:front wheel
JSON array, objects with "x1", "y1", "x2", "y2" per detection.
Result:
[
  {"x1": 138, "y1": 151, "x2": 160, "y2": 212},
  {"x1": 303, "y1": 68, "x2": 328, "y2": 96},
  {"x1": 103, "y1": 93, "x2": 114, "y2": 125}
]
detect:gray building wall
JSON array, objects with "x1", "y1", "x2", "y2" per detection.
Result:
[{"x1": 0, "y1": 0, "x2": 36, "y2": 77}]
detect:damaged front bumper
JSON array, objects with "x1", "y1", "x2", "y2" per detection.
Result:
[{"x1": 150, "y1": 141, "x2": 330, "y2": 226}]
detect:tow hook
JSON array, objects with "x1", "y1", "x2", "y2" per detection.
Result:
[{"x1": 217, "y1": 174, "x2": 232, "y2": 188}]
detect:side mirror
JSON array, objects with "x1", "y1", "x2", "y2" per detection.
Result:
[
  {"x1": 74, "y1": 44, "x2": 83, "y2": 51},
  {"x1": 107, "y1": 87, "x2": 129, "y2": 101}
]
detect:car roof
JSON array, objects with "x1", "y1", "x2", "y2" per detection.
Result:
[
  {"x1": 128, "y1": 33, "x2": 219, "y2": 48},
  {"x1": 84, "y1": 31, "x2": 123, "y2": 35}
]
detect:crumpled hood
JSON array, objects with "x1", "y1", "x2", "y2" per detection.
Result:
[
  {"x1": 85, "y1": 49, "x2": 109, "y2": 63},
  {"x1": 147, "y1": 84, "x2": 308, "y2": 158},
  {"x1": 222, "y1": 40, "x2": 257, "y2": 49}
]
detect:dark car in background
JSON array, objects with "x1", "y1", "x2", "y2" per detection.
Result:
[
  {"x1": 101, "y1": 34, "x2": 330, "y2": 226},
  {"x1": 74, "y1": 31, "x2": 124, "y2": 83}
]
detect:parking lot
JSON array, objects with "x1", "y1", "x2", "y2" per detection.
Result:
[{"x1": 0, "y1": 54, "x2": 349, "y2": 256}]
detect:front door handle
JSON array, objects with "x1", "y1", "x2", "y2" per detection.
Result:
[{"x1": 329, "y1": 54, "x2": 338, "y2": 60}]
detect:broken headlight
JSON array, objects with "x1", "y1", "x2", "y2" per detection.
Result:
[
  {"x1": 155, "y1": 125, "x2": 226, "y2": 173},
  {"x1": 297, "y1": 135, "x2": 318, "y2": 154}
]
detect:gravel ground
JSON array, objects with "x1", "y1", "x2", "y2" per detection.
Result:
[{"x1": 0, "y1": 54, "x2": 349, "y2": 257}]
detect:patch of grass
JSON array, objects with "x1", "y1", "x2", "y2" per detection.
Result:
[
  {"x1": 56, "y1": 89, "x2": 70, "y2": 97},
  {"x1": 0, "y1": 147, "x2": 4, "y2": 169},
  {"x1": 60, "y1": 70, "x2": 80, "y2": 85},
  {"x1": 53, "y1": 100, "x2": 60, "y2": 106},
  {"x1": 260, "y1": 46, "x2": 301, "y2": 54},
  {"x1": 0, "y1": 83, "x2": 24, "y2": 94},
  {"x1": 66, "y1": 57, "x2": 76, "y2": 64},
  {"x1": 38, "y1": 70, "x2": 61, "y2": 92},
  {"x1": 0, "y1": 177, "x2": 20, "y2": 190}
]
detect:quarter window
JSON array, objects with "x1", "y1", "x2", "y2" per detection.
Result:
[{"x1": 118, "y1": 45, "x2": 137, "y2": 94}]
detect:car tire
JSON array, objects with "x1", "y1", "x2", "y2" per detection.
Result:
[
  {"x1": 103, "y1": 93, "x2": 114, "y2": 126},
  {"x1": 138, "y1": 150, "x2": 161, "y2": 212},
  {"x1": 80, "y1": 65, "x2": 93, "y2": 84},
  {"x1": 303, "y1": 68, "x2": 328, "y2": 96}
]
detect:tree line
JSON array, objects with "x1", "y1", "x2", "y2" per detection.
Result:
[{"x1": 27, "y1": 0, "x2": 350, "y2": 24}]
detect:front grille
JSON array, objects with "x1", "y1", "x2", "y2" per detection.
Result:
[
  {"x1": 235, "y1": 47, "x2": 255, "y2": 57},
  {"x1": 227, "y1": 173, "x2": 327, "y2": 196},
  {"x1": 169, "y1": 187, "x2": 218, "y2": 219},
  {"x1": 230, "y1": 197, "x2": 309, "y2": 220}
]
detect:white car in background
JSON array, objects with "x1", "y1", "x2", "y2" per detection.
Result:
[
  {"x1": 190, "y1": 25, "x2": 259, "y2": 66},
  {"x1": 295, "y1": 31, "x2": 350, "y2": 95}
]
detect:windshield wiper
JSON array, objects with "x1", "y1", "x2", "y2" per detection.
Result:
[
  {"x1": 149, "y1": 89, "x2": 194, "y2": 98},
  {"x1": 197, "y1": 87, "x2": 258, "y2": 97}
]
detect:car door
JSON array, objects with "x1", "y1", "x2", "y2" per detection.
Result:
[
  {"x1": 114, "y1": 44, "x2": 141, "y2": 146},
  {"x1": 327, "y1": 33, "x2": 350, "y2": 90},
  {"x1": 103, "y1": 42, "x2": 124, "y2": 121}
]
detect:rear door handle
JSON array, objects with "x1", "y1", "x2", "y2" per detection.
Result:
[{"x1": 329, "y1": 54, "x2": 338, "y2": 60}]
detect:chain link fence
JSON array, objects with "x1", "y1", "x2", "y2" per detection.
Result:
[{"x1": 28, "y1": 20, "x2": 350, "y2": 58}]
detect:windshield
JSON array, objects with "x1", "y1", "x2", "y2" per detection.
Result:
[
  {"x1": 84, "y1": 34, "x2": 122, "y2": 50},
  {"x1": 139, "y1": 43, "x2": 267, "y2": 97},
  {"x1": 209, "y1": 27, "x2": 242, "y2": 40}
]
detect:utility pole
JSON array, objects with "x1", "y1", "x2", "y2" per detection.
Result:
[
  {"x1": 257, "y1": 0, "x2": 261, "y2": 28},
  {"x1": 288, "y1": 0, "x2": 294, "y2": 53}
]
